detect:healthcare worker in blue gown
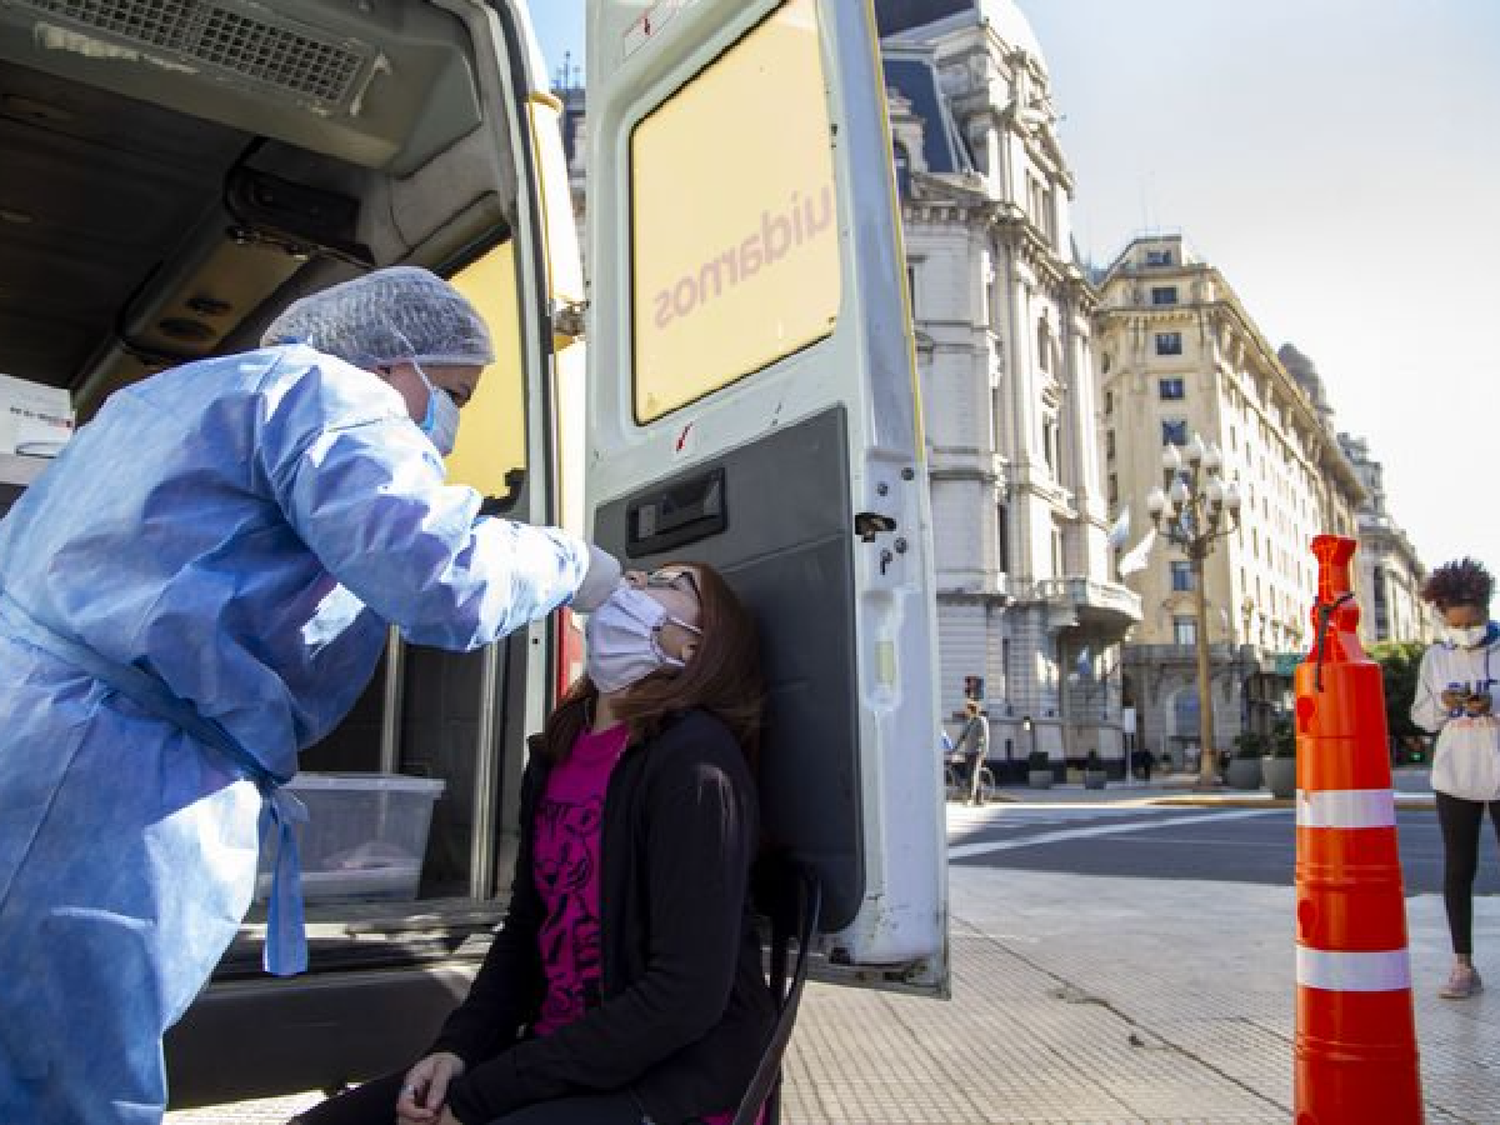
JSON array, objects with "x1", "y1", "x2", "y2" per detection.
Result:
[{"x1": 0, "y1": 267, "x2": 622, "y2": 1124}]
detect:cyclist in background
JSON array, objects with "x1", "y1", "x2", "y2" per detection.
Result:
[{"x1": 956, "y1": 700, "x2": 990, "y2": 806}]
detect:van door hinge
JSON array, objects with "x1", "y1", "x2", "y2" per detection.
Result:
[{"x1": 551, "y1": 298, "x2": 588, "y2": 350}]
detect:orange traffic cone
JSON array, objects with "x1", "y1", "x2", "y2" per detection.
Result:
[{"x1": 1293, "y1": 534, "x2": 1423, "y2": 1124}]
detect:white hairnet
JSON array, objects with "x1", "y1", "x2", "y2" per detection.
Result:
[{"x1": 260, "y1": 266, "x2": 494, "y2": 369}]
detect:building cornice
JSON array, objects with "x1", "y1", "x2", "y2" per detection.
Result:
[{"x1": 1096, "y1": 260, "x2": 1366, "y2": 504}]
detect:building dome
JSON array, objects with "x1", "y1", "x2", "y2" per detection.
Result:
[
  {"x1": 1279, "y1": 343, "x2": 1329, "y2": 408},
  {"x1": 978, "y1": 0, "x2": 1047, "y2": 68},
  {"x1": 877, "y1": 0, "x2": 1047, "y2": 68}
]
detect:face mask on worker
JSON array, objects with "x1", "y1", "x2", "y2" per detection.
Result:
[
  {"x1": 584, "y1": 586, "x2": 701, "y2": 695},
  {"x1": 1442, "y1": 622, "x2": 1491, "y2": 649},
  {"x1": 410, "y1": 362, "x2": 461, "y2": 457}
]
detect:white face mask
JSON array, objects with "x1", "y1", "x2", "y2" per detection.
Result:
[
  {"x1": 584, "y1": 586, "x2": 701, "y2": 695},
  {"x1": 411, "y1": 362, "x2": 461, "y2": 457},
  {"x1": 1443, "y1": 622, "x2": 1491, "y2": 649}
]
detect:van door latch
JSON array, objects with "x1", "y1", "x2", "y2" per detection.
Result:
[
  {"x1": 551, "y1": 298, "x2": 588, "y2": 349},
  {"x1": 854, "y1": 512, "x2": 897, "y2": 543}
]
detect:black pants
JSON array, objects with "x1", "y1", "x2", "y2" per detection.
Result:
[
  {"x1": 1435, "y1": 791, "x2": 1500, "y2": 956},
  {"x1": 292, "y1": 1071, "x2": 657, "y2": 1125}
]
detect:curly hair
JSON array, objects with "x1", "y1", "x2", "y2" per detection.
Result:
[{"x1": 1420, "y1": 557, "x2": 1494, "y2": 610}]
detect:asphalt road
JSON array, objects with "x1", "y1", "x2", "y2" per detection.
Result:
[{"x1": 947, "y1": 803, "x2": 1500, "y2": 896}]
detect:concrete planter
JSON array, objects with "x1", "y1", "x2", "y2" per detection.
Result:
[
  {"x1": 1083, "y1": 770, "x2": 1108, "y2": 790},
  {"x1": 1028, "y1": 770, "x2": 1053, "y2": 789},
  {"x1": 1262, "y1": 756, "x2": 1296, "y2": 799},
  {"x1": 1226, "y1": 756, "x2": 1264, "y2": 791}
]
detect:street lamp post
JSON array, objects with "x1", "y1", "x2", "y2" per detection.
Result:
[{"x1": 1146, "y1": 435, "x2": 1243, "y2": 789}]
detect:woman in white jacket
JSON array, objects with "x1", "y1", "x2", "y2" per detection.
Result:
[{"x1": 1412, "y1": 558, "x2": 1500, "y2": 999}]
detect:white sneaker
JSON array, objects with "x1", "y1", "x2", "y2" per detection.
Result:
[{"x1": 1438, "y1": 964, "x2": 1483, "y2": 1000}]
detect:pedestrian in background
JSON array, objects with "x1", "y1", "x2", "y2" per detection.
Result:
[
  {"x1": 956, "y1": 700, "x2": 990, "y2": 806},
  {"x1": 1412, "y1": 557, "x2": 1500, "y2": 1000}
]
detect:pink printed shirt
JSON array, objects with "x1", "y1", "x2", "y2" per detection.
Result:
[{"x1": 531, "y1": 722, "x2": 629, "y2": 1036}]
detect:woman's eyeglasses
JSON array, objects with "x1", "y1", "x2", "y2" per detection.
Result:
[{"x1": 644, "y1": 568, "x2": 700, "y2": 601}]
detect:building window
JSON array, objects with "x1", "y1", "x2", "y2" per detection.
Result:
[
  {"x1": 1170, "y1": 560, "x2": 1194, "y2": 591},
  {"x1": 1174, "y1": 616, "x2": 1197, "y2": 646},
  {"x1": 1158, "y1": 377, "x2": 1185, "y2": 400},
  {"x1": 1162, "y1": 419, "x2": 1189, "y2": 446},
  {"x1": 997, "y1": 504, "x2": 1010, "y2": 573},
  {"x1": 1145, "y1": 248, "x2": 1175, "y2": 267},
  {"x1": 1044, "y1": 418, "x2": 1059, "y2": 474},
  {"x1": 1037, "y1": 320, "x2": 1052, "y2": 373},
  {"x1": 1151, "y1": 286, "x2": 1178, "y2": 305},
  {"x1": 1104, "y1": 389, "x2": 1113, "y2": 412},
  {"x1": 907, "y1": 264, "x2": 920, "y2": 319},
  {"x1": 1108, "y1": 473, "x2": 1118, "y2": 506},
  {"x1": 1155, "y1": 332, "x2": 1183, "y2": 356},
  {"x1": 893, "y1": 142, "x2": 911, "y2": 199},
  {"x1": 1029, "y1": 176, "x2": 1056, "y2": 243},
  {"x1": 1106, "y1": 429, "x2": 1116, "y2": 459}
]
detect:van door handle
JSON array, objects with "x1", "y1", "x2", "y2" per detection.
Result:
[{"x1": 626, "y1": 468, "x2": 727, "y2": 557}]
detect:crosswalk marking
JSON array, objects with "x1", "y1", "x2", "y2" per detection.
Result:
[{"x1": 947, "y1": 808, "x2": 1276, "y2": 858}]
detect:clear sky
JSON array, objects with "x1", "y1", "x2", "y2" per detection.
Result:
[
  {"x1": 531, "y1": 5, "x2": 587, "y2": 89},
  {"x1": 531, "y1": 1, "x2": 1500, "y2": 582}
]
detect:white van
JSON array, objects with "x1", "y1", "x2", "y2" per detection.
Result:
[{"x1": 0, "y1": 0, "x2": 945, "y2": 1106}]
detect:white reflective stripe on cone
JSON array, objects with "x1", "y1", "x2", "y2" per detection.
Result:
[
  {"x1": 1296, "y1": 788, "x2": 1396, "y2": 830},
  {"x1": 1296, "y1": 946, "x2": 1412, "y2": 992}
]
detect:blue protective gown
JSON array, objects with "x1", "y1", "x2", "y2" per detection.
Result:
[{"x1": 0, "y1": 345, "x2": 588, "y2": 1123}]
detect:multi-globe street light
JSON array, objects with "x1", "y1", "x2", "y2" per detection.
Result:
[{"x1": 1146, "y1": 435, "x2": 1243, "y2": 789}]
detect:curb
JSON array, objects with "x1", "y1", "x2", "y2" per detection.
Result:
[{"x1": 1147, "y1": 796, "x2": 1437, "y2": 811}]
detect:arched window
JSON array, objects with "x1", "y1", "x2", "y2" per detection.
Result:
[{"x1": 1171, "y1": 689, "x2": 1200, "y2": 740}]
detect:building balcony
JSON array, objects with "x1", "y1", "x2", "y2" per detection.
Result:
[
  {"x1": 1024, "y1": 577, "x2": 1142, "y2": 631},
  {"x1": 1124, "y1": 643, "x2": 1290, "y2": 677},
  {"x1": 936, "y1": 570, "x2": 1011, "y2": 604}
]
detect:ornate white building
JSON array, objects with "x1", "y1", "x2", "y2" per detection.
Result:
[
  {"x1": 878, "y1": 0, "x2": 1140, "y2": 776},
  {"x1": 1335, "y1": 429, "x2": 1430, "y2": 646}
]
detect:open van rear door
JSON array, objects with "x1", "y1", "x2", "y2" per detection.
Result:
[{"x1": 585, "y1": 0, "x2": 946, "y2": 993}]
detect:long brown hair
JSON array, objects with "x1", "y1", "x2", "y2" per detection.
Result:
[{"x1": 541, "y1": 562, "x2": 765, "y2": 765}]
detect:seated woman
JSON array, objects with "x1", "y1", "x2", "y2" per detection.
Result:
[{"x1": 294, "y1": 563, "x2": 774, "y2": 1125}]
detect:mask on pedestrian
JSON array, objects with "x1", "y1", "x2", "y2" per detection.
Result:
[
  {"x1": 1442, "y1": 622, "x2": 1491, "y2": 649},
  {"x1": 584, "y1": 586, "x2": 701, "y2": 695},
  {"x1": 410, "y1": 362, "x2": 461, "y2": 457}
]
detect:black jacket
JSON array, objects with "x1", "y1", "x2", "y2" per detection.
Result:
[{"x1": 434, "y1": 710, "x2": 776, "y2": 1125}]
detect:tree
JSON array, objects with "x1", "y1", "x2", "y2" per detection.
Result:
[{"x1": 1369, "y1": 641, "x2": 1427, "y2": 747}]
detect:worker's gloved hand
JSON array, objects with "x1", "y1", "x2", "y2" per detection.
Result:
[{"x1": 571, "y1": 544, "x2": 622, "y2": 613}]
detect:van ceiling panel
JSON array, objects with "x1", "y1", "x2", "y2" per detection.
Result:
[
  {"x1": 0, "y1": 59, "x2": 251, "y2": 389},
  {"x1": 0, "y1": 0, "x2": 483, "y2": 173},
  {"x1": 19, "y1": 0, "x2": 368, "y2": 105}
]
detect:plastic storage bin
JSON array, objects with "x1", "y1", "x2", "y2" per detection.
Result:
[{"x1": 255, "y1": 772, "x2": 445, "y2": 903}]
